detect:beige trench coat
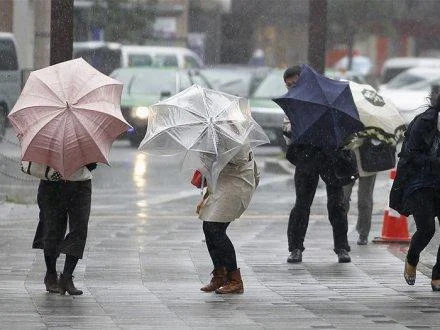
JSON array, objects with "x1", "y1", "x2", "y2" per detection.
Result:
[{"x1": 198, "y1": 146, "x2": 259, "y2": 223}]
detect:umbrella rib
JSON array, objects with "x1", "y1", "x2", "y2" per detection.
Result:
[
  {"x1": 68, "y1": 112, "x2": 108, "y2": 163},
  {"x1": 74, "y1": 82, "x2": 123, "y2": 105},
  {"x1": 25, "y1": 76, "x2": 66, "y2": 105}
]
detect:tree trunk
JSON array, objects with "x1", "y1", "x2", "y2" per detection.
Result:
[
  {"x1": 308, "y1": 0, "x2": 327, "y2": 74},
  {"x1": 50, "y1": 0, "x2": 74, "y2": 65}
]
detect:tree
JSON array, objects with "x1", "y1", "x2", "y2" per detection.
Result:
[{"x1": 89, "y1": 0, "x2": 157, "y2": 44}]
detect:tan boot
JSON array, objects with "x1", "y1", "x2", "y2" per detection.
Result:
[
  {"x1": 431, "y1": 279, "x2": 440, "y2": 291},
  {"x1": 215, "y1": 268, "x2": 244, "y2": 294},
  {"x1": 200, "y1": 267, "x2": 227, "y2": 292},
  {"x1": 404, "y1": 260, "x2": 416, "y2": 285}
]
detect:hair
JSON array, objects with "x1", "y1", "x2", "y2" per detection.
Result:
[
  {"x1": 429, "y1": 84, "x2": 440, "y2": 110},
  {"x1": 283, "y1": 66, "x2": 302, "y2": 82}
]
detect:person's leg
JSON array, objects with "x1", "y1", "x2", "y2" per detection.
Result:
[
  {"x1": 406, "y1": 189, "x2": 436, "y2": 268},
  {"x1": 37, "y1": 181, "x2": 67, "y2": 292},
  {"x1": 356, "y1": 174, "x2": 376, "y2": 241},
  {"x1": 201, "y1": 221, "x2": 229, "y2": 292},
  {"x1": 287, "y1": 166, "x2": 319, "y2": 253},
  {"x1": 60, "y1": 180, "x2": 92, "y2": 259},
  {"x1": 58, "y1": 180, "x2": 91, "y2": 296},
  {"x1": 341, "y1": 181, "x2": 355, "y2": 216},
  {"x1": 211, "y1": 222, "x2": 244, "y2": 294},
  {"x1": 326, "y1": 184, "x2": 351, "y2": 260}
]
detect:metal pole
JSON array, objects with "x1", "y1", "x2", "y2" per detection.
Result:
[
  {"x1": 50, "y1": 0, "x2": 74, "y2": 65},
  {"x1": 308, "y1": 0, "x2": 327, "y2": 74}
]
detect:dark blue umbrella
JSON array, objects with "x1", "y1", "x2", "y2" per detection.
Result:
[{"x1": 273, "y1": 64, "x2": 364, "y2": 149}]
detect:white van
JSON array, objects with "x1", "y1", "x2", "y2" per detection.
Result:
[
  {"x1": 120, "y1": 45, "x2": 204, "y2": 69},
  {"x1": 379, "y1": 57, "x2": 440, "y2": 88},
  {"x1": 0, "y1": 32, "x2": 21, "y2": 138},
  {"x1": 73, "y1": 42, "x2": 204, "y2": 74}
]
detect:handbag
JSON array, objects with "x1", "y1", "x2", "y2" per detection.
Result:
[
  {"x1": 320, "y1": 149, "x2": 359, "y2": 187},
  {"x1": 358, "y1": 138, "x2": 396, "y2": 172},
  {"x1": 21, "y1": 161, "x2": 62, "y2": 181},
  {"x1": 191, "y1": 170, "x2": 207, "y2": 188}
]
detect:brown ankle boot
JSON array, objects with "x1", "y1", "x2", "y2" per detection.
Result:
[
  {"x1": 200, "y1": 267, "x2": 227, "y2": 292},
  {"x1": 215, "y1": 268, "x2": 244, "y2": 294},
  {"x1": 431, "y1": 279, "x2": 440, "y2": 291},
  {"x1": 58, "y1": 273, "x2": 83, "y2": 295}
]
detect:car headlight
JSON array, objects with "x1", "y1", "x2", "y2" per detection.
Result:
[{"x1": 132, "y1": 106, "x2": 150, "y2": 120}]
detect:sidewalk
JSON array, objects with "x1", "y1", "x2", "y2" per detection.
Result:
[{"x1": 1, "y1": 194, "x2": 440, "y2": 329}]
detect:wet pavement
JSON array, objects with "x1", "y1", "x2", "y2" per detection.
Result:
[{"x1": 1, "y1": 128, "x2": 440, "y2": 329}]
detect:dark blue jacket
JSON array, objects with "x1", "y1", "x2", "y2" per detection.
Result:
[{"x1": 390, "y1": 107, "x2": 440, "y2": 215}]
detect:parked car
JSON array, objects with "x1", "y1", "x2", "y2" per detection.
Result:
[
  {"x1": 110, "y1": 67, "x2": 211, "y2": 146},
  {"x1": 333, "y1": 55, "x2": 373, "y2": 76},
  {"x1": 199, "y1": 65, "x2": 270, "y2": 97},
  {"x1": 379, "y1": 67, "x2": 440, "y2": 124},
  {"x1": 249, "y1": 68, "x2": 286, "y2": 149},
  {"x1": 0, "y1": 32, "x2": 21, "y2": 138},
  {"x1": 379, "y1": 57, "x2": 440, "y2": 89}
]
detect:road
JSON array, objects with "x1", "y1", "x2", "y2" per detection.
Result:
[{"x1": 1, "y1": 127, "x2": 440, "y2": 329}]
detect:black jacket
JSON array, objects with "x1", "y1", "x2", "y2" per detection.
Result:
[
  {"x1": 286, "y1": 143, "x2": 358, "y2": 187},
  {"x1": 390, "y1": 107, "x2": 440, "y2": 215}
]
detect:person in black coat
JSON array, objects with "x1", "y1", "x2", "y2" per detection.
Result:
[
  {"x1": 282, "y1": 67, "x2": 357, "y2": 264},
  {"x1": 391, "y1": 90, "x2": 440, "y2": 291}
]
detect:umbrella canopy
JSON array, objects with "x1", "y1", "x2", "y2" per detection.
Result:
[
  {"x1": 349, "y1": 81, "x2": 405, "y2": 136},
  {"x1": 273, "y1": 64, "x2": 364, "y2": 149},
  {"x1": 139, "y1": 84, "x2": 269, "y2": 188},
  {"x1": 8, "y1": 58, "x2": 131, "y2": 178}
]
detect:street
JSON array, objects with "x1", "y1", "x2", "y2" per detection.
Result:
[{"x1": 1, "y1": 127, "x2": 440, "y2": 329}]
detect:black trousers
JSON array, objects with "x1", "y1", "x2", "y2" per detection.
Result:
[
  {"x1": 203, "y1": 221, "x2": 237, "y2": 272},
  {"x1": 406, "y1": 188, "x2": 440, "y2": 280},
  {"x1": 288, "y1": 164, "x2": 350, "y2": 253},
  {"x1": 33, "y1": 180, "x2": 92, "y2": 259}
]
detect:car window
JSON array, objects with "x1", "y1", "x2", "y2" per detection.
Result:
[
  {"x1": 179, "y1": 72, "x2": 193, "y2": 90},
  {"x1": 0, "y1": 38, "x2": 18, "y2": 70},
  {"x1": 387, "y1": 72, "x2": 425, "y2": 89},
  {"x1": 128, "y1": 54, "x2": 153, "y2": 67},
  {"x1": 184, "y1": 55, "x2": 200, "y2": 68},
  {"x1": 252, "y1": 70, "x2": 285, "y2": 98},
  {"x1": 114, "y1": 70, "x2": 177, "y2": 95},
  {"x1": 154, "y1": 54, "x2": 179, "y2": 67},
  {"x1": 381, "y1": 68, "x2": 410, "y2": 84},
  {"x1": 405, "y1": 77, "x2": 440, "y2": 91}
]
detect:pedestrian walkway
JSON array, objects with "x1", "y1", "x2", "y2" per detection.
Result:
[{"x1": 1, "y1": 198, "x2": 440, "y2": 329}]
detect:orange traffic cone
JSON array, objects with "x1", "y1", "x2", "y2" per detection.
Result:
[{"x1": 373, "y1": 168, "x2": 411, "y2": 244}]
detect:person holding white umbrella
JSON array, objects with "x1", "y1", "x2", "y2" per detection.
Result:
[
  {"x1": 342, "y1": 82, "x2": 405, "y2": 245},
  {"x1": 139, "y1": 84, "x2": 269, "y2": 294}
]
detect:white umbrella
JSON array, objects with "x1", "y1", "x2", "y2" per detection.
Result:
[
  {"x1": 349, "y1": 81, "x2": 405, "y2": 136},
  {"x1": 138, "y1": 84, "x2": 269, "y2": 189}
]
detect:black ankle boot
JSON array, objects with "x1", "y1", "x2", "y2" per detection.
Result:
[
  {"x1": 58, "y1": 273, "x2": 83, "y2": 295},
  {"x1": 44, "y1": 272, "x2": 59, "y2": 293}
]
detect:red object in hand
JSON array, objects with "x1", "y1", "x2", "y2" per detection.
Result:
[{"x1": 191, "y1": 170, "x2": 207, "y2": 188}]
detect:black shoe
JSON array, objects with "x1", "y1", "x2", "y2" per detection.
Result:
[
  {"x1": 44, "y1": 272, "x2": 59, "y2": 293},
  {"x1": 287, "y1": 249, "x2": 302, "y2": 263},
  {"x1": 357, "y1": 236, "x2": 368, "y2": 245},
  {"x1": 337, "y1": 249, "x2": 351, "y2": 263},
  {"x1": 58, "y1": 273, "x2": 83, "y2": 295}
]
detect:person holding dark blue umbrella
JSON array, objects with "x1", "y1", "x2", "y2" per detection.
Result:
[{"x1": 275, "y1": 65, "x2": 363, "y2": 264}]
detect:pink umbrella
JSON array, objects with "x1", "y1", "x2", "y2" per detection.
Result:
[{"x1": 8, "y1": 58, "x2": 131, "y2": 178}]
